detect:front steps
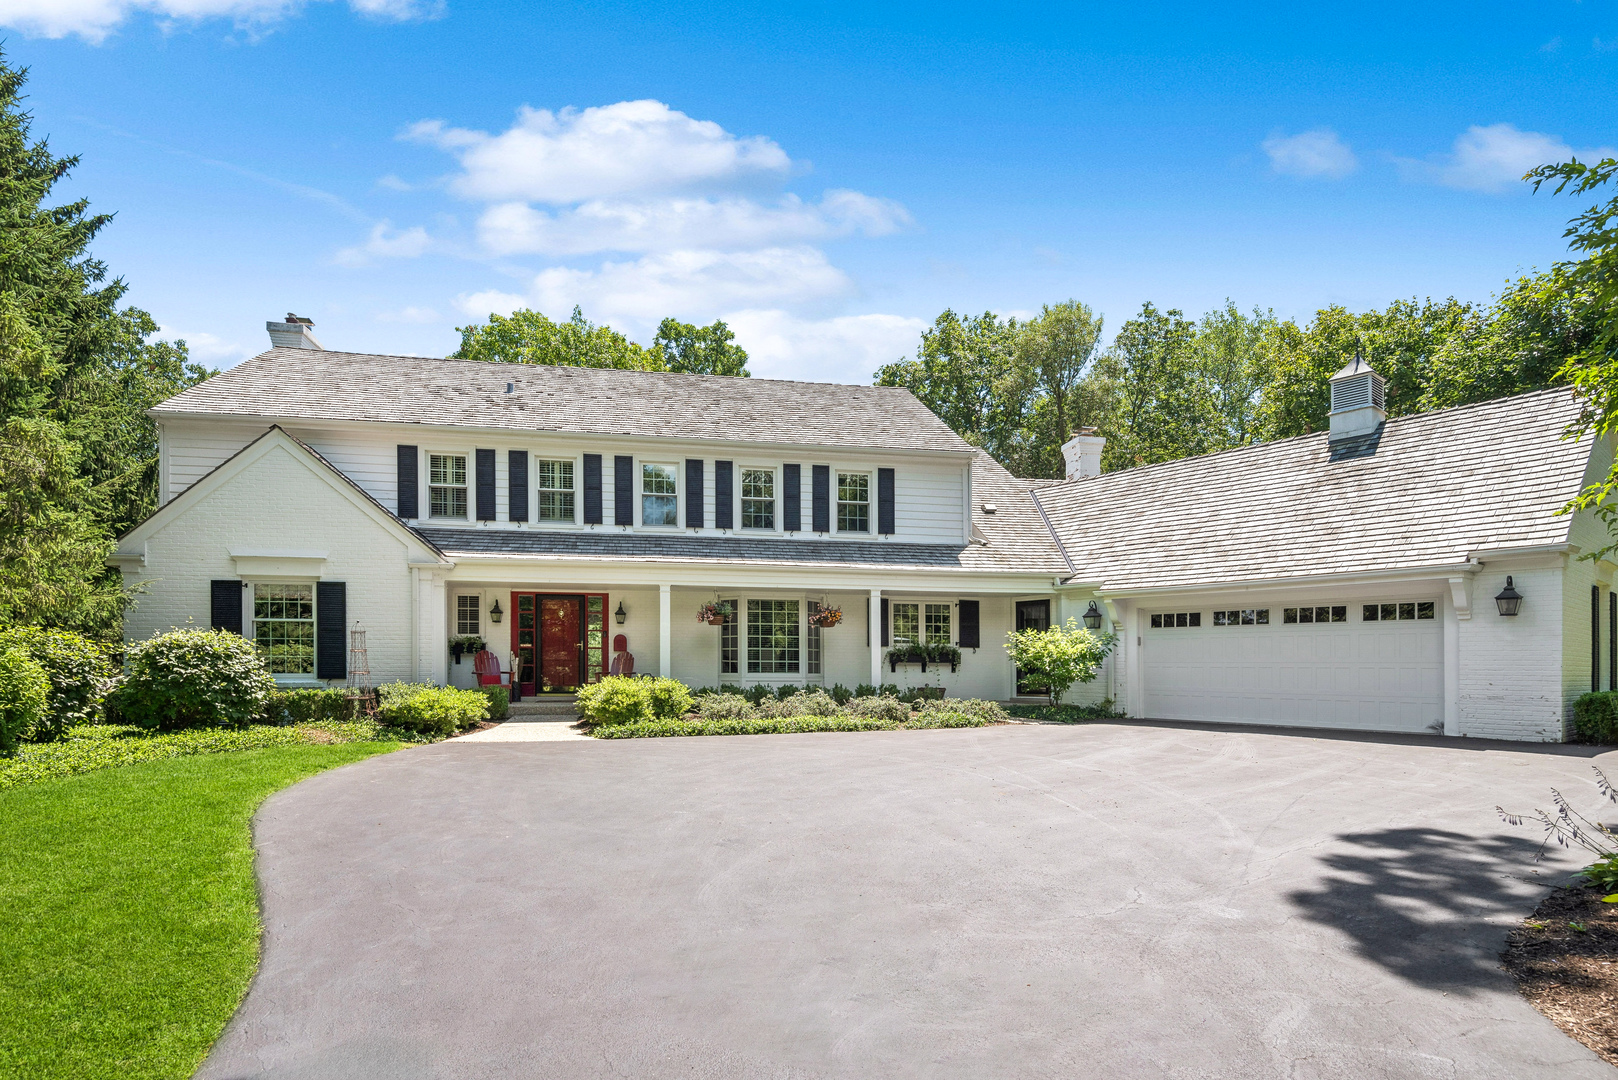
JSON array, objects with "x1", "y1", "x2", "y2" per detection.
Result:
[{"x1": 507, "y1": 697, "x2": 577, "y2": 718}]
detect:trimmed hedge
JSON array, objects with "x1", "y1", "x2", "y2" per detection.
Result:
[
  {"x1": 265, "y1": 687, "x2": 357, "y2": 724},
  {"x1": 376, "y1": 682, "x2": 488, "y2": 737},
  {"x1": 575, "y1": 676, "x2": 692, "y2": 725},
  {"x1": 111, "y1": 629, "x2": 277, "y2": 731},
  {"x1": 0, "y1": 627, "x2": 111, "y2": 740},
  {"x1": 0, "y1": 647, "x2": 50, "y2": 755},
  {"x1": 1574, "y1": 691, "x2": 1618, "y2": 743}
]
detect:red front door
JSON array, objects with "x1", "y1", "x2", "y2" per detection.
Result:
[{"x1": 540, "y1": 596, "x2": 581, "y2": 691}]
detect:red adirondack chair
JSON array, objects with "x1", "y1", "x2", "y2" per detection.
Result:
[{"x1": 473, "y1": 649, "x2": 510, "y2": 688}]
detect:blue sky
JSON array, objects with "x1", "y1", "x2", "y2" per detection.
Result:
[{"x1": 2, "y1": 1, "x2": 1614, "y2": 382}]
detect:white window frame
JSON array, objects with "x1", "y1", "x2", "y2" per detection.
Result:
[
  {"x1": 534, "y1": 456, "x2": 578, "y2": 526},
  {"x1": 889, "y1": 597, "x2": 956, "y2": 648},
  {"x1": 835, "y1": 470, "x2": 873, "y2": 535},
  {"x1": 745, "y1": 596, "x2": 801, "y2": 675},
  {"x1": 640, "y1": 460, "x2": 680, "y2": 528},
  {"x1": 427, "y1": 449, "x2": 471, "y2": 521},
  {"x1": 739, "y1": 465, "x2": 778, "y2": 532},
  {"x1": 454, "y1": 593, "x2": 483, "y2": 637},
  {"x1": 246, "y1": 579, "x2": 319, "y2": 684}
]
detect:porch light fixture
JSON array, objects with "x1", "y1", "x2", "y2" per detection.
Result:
[
  {"x1": 1494, "y1": 576, "x2": 1523, "y2": 617},
  {"x1": 615, "y1": 601, "x2": 627, "y2": 625},
  {"x1": 1082, "y1": 601, "x2": 1104, "y2": 630},
  {"x1": 489, "y1": 599, "x2": 503, "y2": 624}
]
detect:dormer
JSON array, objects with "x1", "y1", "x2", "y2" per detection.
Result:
[{"x1": 1328, "y1": 350, "x2": 1385, "y2": 442}]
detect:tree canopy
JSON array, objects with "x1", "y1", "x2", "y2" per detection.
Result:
[
  {"x1": 454, "y1": 307, "x2": 751, "y2": 377},
  {"x1": 0, "y1": 55, "x2": 209, "y2": 637}
]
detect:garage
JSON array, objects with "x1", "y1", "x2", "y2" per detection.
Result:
[{"x1": 1141, "y1": 600, "x2": 1443, "y2": 733}]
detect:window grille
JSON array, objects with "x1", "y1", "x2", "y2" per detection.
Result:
[
  {"x1": 746, "y1": 599, "x2": 799, "y2": 673},
  {"x1": 536, "y1": 459, "x2": 575, "y2": 521},
  {"x1": 429, "y1": 454, "x2": 467, "y2": 518},
  {"x1": 456, "y1": 595, "x2": 481, "y2": 636},
  {"x1": 741, "y1": 469, "x2": 775, "y2": 529},
  {"x1": 254, "y1": 583, "x2": 315, "y2": 674},
  {"x1": 837, "y1": 473, "x2": 870, "y2": 533},
  {"x1": 641, "y1": 463, "x2": 678, "y2": 526}
]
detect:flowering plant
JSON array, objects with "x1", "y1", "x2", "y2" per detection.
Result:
[
  {"x1": 808, "y1": 605, "x2": 843, "y2": 628},
  {"x1": 696, "y1": 601, "x2": 734, "y2": 624}
]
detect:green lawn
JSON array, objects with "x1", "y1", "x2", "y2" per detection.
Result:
[{"x1": 0, "y1": 742, "x2": 400, "y2": 1080}]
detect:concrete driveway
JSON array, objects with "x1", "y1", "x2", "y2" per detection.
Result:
[{"x1": 200, "y1": 723, "x2": 1618, "y2": 1079}]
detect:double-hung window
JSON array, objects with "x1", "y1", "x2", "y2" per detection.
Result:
[
  {"x1": 456, "y1": 594, "x2": 481, "y2": 636},
  {"x1": 837, "y1": 473, "x2": 870, "y2": 533},
  {"x1": 747, "y1": 599, "x2": 799, "y2": 673},
  {"x1": 892, "y1": 601, "x2": 952, "y2": 647},
  {"x1": 642, "y1": 463, "x2": 678, "y2": 526},
  {"x1": 429, "y1": 453, "x2": 467, "y2": 518},
  {"x1": 536, "y1": 459, "x2": 575, "y2": 522},
  {"x1": 741, "y1": 469, "x2": 775, "y2": 529},
  {"x1": 254, "y1": 583, "x2": 314, "y2": 675},
  {"x1": 720, "y1": 598, "x2": 739, "y2": 675}
]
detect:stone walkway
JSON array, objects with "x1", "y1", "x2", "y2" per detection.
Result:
[{"x1": 452, "y1": 700, "x2": 591, "y2": 742}]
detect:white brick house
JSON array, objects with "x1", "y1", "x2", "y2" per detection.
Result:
[{"x1": 112, "y1": 324, "x2": 1618, "y2": 741}]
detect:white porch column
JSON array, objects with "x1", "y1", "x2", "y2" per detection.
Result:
[
  {"x1": 869, "y1": 589, "x2": 883, "y2": 687},
  {"x1": 659, "y1": 584, "x2": 672, "y2": 677}
]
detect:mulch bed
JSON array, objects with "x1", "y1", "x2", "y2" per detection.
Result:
[{"x1": 1503, "y1": 884, "x2": 1618, "y2": 1065}]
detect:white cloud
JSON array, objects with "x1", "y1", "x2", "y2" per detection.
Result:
[
  {"x1": 0, "y1": 0, "x2": 440, "y2": 42},
  {"x1": 333, "y1": 220, "x2": 431, "y2": 266},
  {"x1": 1261, "y1": 128, "x2": 1358, "y2": 179},
  {"x1": 406, "y1": 101, "x2": 791, "y2": 204},
  {"x1": 1408, "y1": 123, "x2": 1618, "y2": 193},
  {"x1": 723, "y1": 310, "x2": 927, "y2": 384},
  {"x1": 157, "y1": 326, "x2": 252, "y2": 367},
  {"x1": 454, "y1": 289, "x2": 529, "y2": 320},
  {"x1": 475, "y1": 189, "x2": 910, "y2": 256},
  {"x1": 376, "y1": 305, "x2": 440, "y2": 324},
  {"x1": 527, "y1": 247, "x2": 852, "y2": 329}
]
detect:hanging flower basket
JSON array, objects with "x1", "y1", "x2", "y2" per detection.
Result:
[
  {"x1": 696, "y1": 601, "x2": 734, "y2": 626},
  {"x1": 808, "y1": 605, "x2": 843, "y2": 629}
]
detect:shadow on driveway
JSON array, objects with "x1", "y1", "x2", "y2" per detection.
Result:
[{"x1": 1288, "y1": 827, "x2": 1549, "y2": 994}]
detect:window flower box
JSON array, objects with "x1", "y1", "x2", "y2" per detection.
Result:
[
  {"x1": 449, "y1": 635, "x2": 486, "y2": 664},
  {"x1": 885, "y1": 643, "x2": 962, "y2": 673},
  {"x1": 696, "y1": 601, "x2": 734, "y2": 626}
]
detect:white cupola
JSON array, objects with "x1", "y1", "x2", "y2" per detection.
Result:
[{"x1": 1327, "y1": 349, "x2": 1385, "y2": 442}]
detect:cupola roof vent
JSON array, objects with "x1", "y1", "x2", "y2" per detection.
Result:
[{"x1": 1327, "y1": 349, "x2": 1384, "y2": 444}]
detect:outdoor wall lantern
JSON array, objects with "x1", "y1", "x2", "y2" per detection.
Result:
[
  {"x1": 488, "y1": 598, "x2": 503, "y2": 624},
  {"x1": 1495, "y1": 576, "x2": 1523, "y2": 617},
  {"x1": 615, "y1": 601, "x2": 628, "y2": 625},
  {"x1": 1082, "y1": 601, "x2": 1104, "y2": 630}
]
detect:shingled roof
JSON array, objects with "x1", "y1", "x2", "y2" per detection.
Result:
[
  {"x1": 153, "y1": 348, "x2": 975, "y2": 455},
  {"x1": 1034, "y1": 388, "x2": 1597, "y2": 591}
]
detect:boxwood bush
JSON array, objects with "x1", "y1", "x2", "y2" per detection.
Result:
[
  {"x1": 0, "y1": 627, "x2": 111, "y2": 741},
  {"x1": 0, "y1": 646, "x2": 49, "y2": 755},
  {"x1": 376, "y1": 682, "x2": 488, "y2": 736},
  {"x1": 112, "y1": 629, "x2": 277, "y2": 732},
  {"x1": 576, "y1": 676, "x2": 694, "y2": 725},
  {"x1": 1574, "y1": 691, "x2": 1618, "y2": 743}
]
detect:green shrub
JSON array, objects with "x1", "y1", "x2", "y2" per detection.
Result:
[
  {"x1": 575, "y1": 676, "x2": 653, "y2": 725},
  {"x1": 646, "y1": 677, "x2": 694, "y2": 720},
  {"x1": 0, "y1": 647, "x2": 49, "y2": 755},
  {"x1": 1575, "y1": 691, "x2": 1618, "y2": 743},
  {"x1": 848, "y1": 694, "x2": 910, "y2": 722},
  {"x1": 1004, "y1": 699, "x2": 1126, "y2": 723},
  {"x1": 1582, "y1": 854, "x2": 1618, "y2": 890},
  {"x1": 773, "y1": 684, "x2": 800, "y2": 702},
  {"x1": 697, "y1": 693, "x2": 755, "y2": 720},
  {"x1": 853, "y1": 683, "x2": 877, "y2": 698},
  {"x1": 265, "y1": 687, "x2": 356, "y2": 724},
  {"x1": 0, "y1": 627, "x2": 111, "y2": 741},
  {"x1": 879, "y1": 683, "x2": 901, "y2": 698},
  {"x1": 920, "y1": 697, "x2": 1008, "y2": 723},
  {"x1": 742, "y1": 683, "x2": 774, "y2": 705},
  {"x1": 376, "y1": 683, "x2": 487, "y2": 736},
  {"x1": 112, "y1": 629, "x2": 276, "y2": 732},
  {"x1": 758, "y1": 689, "x2": 843, "y2": 718},
  {"x1": 481, "y1": 686, "x2": 510, "y2": 720},
  {"x1": 1004, "y1": 618, "x2": 1117, "y2": 705},
  {"x1": 899, "y1": 686, "x2": 946, "y2": 704},
  {"x1": 829, "y1": 683, "x2": 853, "y2": 705},
  {"x1": 592, "y1": 715, "x2": 900, "y2": 738}
]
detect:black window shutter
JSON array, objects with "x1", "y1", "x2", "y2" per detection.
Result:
[
  {"x1": 877, "y1": 468, "x2": 896, "y2": 535},
  {"x1": 783, "y1": 464, "x2": 801, "y2": 531},
  {"x1": 210, "y1": 580, "x2": 243, "y2": 635},
  {"x1": 316, "y1": 581, "x2": 347, "y2": 681},
  {"x1": 614, "y1": 455, "x2": 634, "y2": 525},
  {"x1": 881, "y1": 598, "x2": 890, "y2": 647},
  {"x1": 685, "y1": 459, "x2": 704, "y2": 528},
  {"x1": 812, "y1": 465, "x2": 830, "y2": 532},
  {"x1": 958, "y1": 600, "x2": 980, "y2": 648},
  {"x1": 396, "y1": 445, "x2": 418, "y2": 519},
  {"x1": 475, "y1": 449, "x2": 497, "y2": 521},
  {"x1": 508, "y1": 450, "x2": 529, "y2": 522},
  {"x1": 715, "y1": 461, "x2": 734, "y2": 529},
  {"x1": 583, "y1": 454, "x2": 603, "y2": 524}
]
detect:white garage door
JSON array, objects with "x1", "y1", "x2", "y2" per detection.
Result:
[{"x1": 1142, "y1": 602, "x2": 1442, "y2": 733}]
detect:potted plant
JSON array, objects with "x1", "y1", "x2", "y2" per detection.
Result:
[
  {"x1": 696, "y1": 601, "x2": 734, "y2": 626},
  {"x1": 448, "y1": 635, "x2": 486, "y2": 664},
  {"x1": 808, "y1": 605, "x2": 843, "y2": 629}
]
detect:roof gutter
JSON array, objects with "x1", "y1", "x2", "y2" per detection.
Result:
[{"x1": 1082, "y1": 559, "x2": 1489, "y2": 599}]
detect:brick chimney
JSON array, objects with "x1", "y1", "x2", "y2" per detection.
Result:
[
  {"x1": 1060, "y1": 427, "x2": 1105, "y2": 479},
  {"x1": 266, "y1": 313, "x2": 324, "y2": 351}
]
